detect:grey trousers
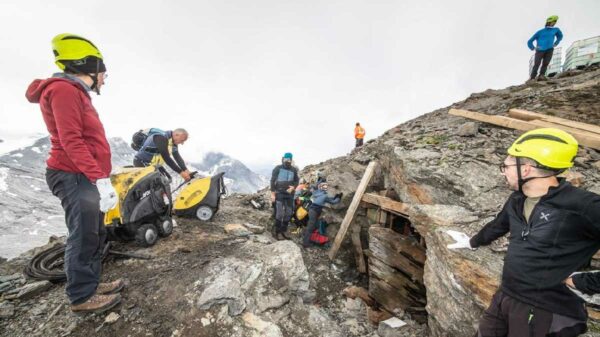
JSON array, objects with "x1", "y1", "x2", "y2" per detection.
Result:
[
  {"x1": 274, "y1": 194, "x2": 293, "y2": 234},
  {"x1": 46, "y1": 169, "x2": 106, "y2": 304}
]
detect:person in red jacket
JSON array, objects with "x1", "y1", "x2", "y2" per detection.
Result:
[{"x1": 26, "y1": 33, "x2": 123, "y2": 314}]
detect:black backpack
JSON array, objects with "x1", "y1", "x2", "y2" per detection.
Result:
[{"x1": 130, "y1": 128, "x2": 163, "y2": 151}]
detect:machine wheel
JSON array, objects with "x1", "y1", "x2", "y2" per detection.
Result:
[
  {"x1": 135, "y1": 223, "x2": 158, "y2": 247},
  {"x1": 156, "y1": 218, "x2": 174, "y2": 237},
  {"x1": 195, "y1": 206, "x2": 214, "y2": 221}
]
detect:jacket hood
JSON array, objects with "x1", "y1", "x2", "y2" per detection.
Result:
[{"x1": 25, "y1": 77, "x2": 86, "y2": 103}]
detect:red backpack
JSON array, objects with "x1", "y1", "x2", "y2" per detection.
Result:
[{"x1": 310, "y1": 230, "x2": 329, "y2": 245}]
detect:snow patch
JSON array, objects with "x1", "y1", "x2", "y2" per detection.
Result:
[
  {"x1": 11, "y1": 153, "x2": 23, "y2": 158},
  {"x1": 31, "y1": 147, "x2": 41, "y2": 154},
  {"x1": 0, "y1": 167, "x2": 9, "y2": 191}
]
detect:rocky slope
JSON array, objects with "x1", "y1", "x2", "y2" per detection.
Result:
[
  {"x1": 0, "y1": 195, "x2": 395, "y2": 337},
  {"x1": 0, "y1": 68, "x2": 599, "y2": 337},
  {"x1": 298, "y1": 67, "x2": 600, "y2": 336}
]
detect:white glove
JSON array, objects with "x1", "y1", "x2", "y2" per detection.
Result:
[
  {"x1": 96, "y1": 178, "x2": 118, "y2": 212},
  {"x1": 446, "y1": 230, "x2": 473, "y2": 250}
]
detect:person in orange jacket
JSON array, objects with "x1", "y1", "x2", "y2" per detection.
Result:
[{"x1": 354, "y1": 122, "x2": 365, "y2": 147}]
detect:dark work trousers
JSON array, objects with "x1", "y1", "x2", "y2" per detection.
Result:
[
  {"x1": 303, "y1": 207, "x2": 322, "y2": 246},
  {"x1": 274, "y1": 193, "x2": 293, "y2": 234},
  {"x1": 46, "y1": 169, "x2": 106, "y2": 305},
  {"x1": 530, "y1": 48, "x2": 554, "y2": 79},
  {"x1": 476, "y1": 290, "x2": 587, "y2": 337},
  {"x1": 275, "y1": 192, "x2": 294, "y2": 233},
  {"x1": 355, "y1": 138, "x2": 364, "y2": 147}
]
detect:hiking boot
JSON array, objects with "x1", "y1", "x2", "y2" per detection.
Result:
[
  {"x1": 537, "y1": 75, "x2": 547, "y2": 81},
  {"x1": 96, "y1": 279, "x2": 125, "y2": 295},
  {"x1": 274, "y1": 233, "x2": 283, "y2": 241},
  {"x1": 280, "y1": 232, "x2": 291, "y2": 240},
  {"x1": 71, "y1": 293, "x2": 121, "y2": 314}
]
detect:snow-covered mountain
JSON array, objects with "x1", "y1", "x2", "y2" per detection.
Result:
[
  {"x1": 0, "y1": 136, "x2": 134, "y2": 259},
  {"x1": 0, "y1": 137, "x2": 266, "y2": 259},
  {"x1": 191, "y1": 152, "x2": 268, "y2": 194}
]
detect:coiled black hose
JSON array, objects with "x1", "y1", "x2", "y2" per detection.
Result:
[
  {"x1": 23, "y1": 243, "x2": 69, "y2": 283},
  {"x1": 24, "y1": 242, "x2": 150, "y2": 283}
]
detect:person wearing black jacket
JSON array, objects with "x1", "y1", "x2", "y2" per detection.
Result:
[
  {"x1": 447, "y1": 128, "x2": 600, "y2": 337},
  {"x1": 270, "y1": 152, "x2": 299, "y2": 240},
  {"x1": 133, "y1": 128, "x2": 191, "y2": 181}
]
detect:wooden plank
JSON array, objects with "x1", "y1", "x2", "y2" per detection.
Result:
[
  {"x1": 527, "y1": 119, "x2": 600, "y2": 139},
  {"x1": 351, "y1": 225, "x2": 367, "y2": 273},
  {"x1": 369, "y1": 226, "x2": 426, "y2": 265},
  {"x1": 329, "y1": 161, "x2": 378, "y2": 260},
  {"x1": 449, "y1": 108, "x2": 539, "y2": 131},
  {"x1": 449, "y1": 108, "x2": 600, "y2": 150},
  {"x1": 362, "y1": 193, "x2": 410, "y2": 216},
  {"x1": 369, "y1": 276, "x2": 413, "y2": 311},
  {"x1": 378, "y1": 209, "x2": 387, "y2": 225},
  {"x1": 509, "y1": 109, "x2": 600, "y2": 135},
  {"x1": 368, "y1": 226, "x2": 426, "y2": 278},
  {"x1": 369, "y1": 254, "x2": 424, "y2": 291}
]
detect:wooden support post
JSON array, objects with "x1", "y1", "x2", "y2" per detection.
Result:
[
  {"x1": 329, "y1": 161, "x2": 377, "y2": 260},
  {"x1": 351, "y1": 225, "x2": 367, "y2": 273}
]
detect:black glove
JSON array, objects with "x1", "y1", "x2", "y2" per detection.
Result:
[{"x1": 335, "y1": 193, "x2": 343, "y2": 199}]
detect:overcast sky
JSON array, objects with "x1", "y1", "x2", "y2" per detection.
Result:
[{"x1": 0, "y1": 1, "x2": 598, "y2": 171}]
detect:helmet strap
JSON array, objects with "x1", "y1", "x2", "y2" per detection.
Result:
[
  {"x1": 90, "y1": 58, "x2": 101, "y2": 95},
  {"x1": 516, "y1": 157, "x2": 562, "y2": 193},
  {"x1": 63, "y1": 59, "x2": 101, "y2": 95}
]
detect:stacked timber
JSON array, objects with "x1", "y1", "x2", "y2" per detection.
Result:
[{"x1": 367, "y1": 226, "x2": 427, "y2": 322}]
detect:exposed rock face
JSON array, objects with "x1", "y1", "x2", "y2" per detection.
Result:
[{"x1": 300, "y1": 68, "x2": 600, "y2": 336}]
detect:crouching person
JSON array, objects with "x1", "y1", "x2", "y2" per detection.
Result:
[{"x1": 303, "y1": 182, "x2": 341, "y2": 248}]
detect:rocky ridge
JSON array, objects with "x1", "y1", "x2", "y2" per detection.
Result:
[{"x1": 0, "y1": 68, "x2": 599, "y2": 337}]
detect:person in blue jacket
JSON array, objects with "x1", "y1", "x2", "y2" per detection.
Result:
[
  {"x1": 527, "y1": 15, "x2": 563, "y2": 81},
  {"x1": 303, "y1": 181, "x2": 342, "y2": 248},
  {"x1": 270, "y1": 152, "x2": 300, "y2": 240}
]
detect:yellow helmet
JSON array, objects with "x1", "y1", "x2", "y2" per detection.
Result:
[
  {"x1": 507, "y1": 128, "x2": 578, "y2": 170},
  {"x1": 546, "y1": 15, "x2": 559, "y2": 24},
  {"x1": 51, "y1": 33, "x2": 103, "y2": 70}
]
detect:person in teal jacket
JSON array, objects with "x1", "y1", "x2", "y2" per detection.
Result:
[{"x1": 527, "y1": 15, "x2": 563, "y2": 81}]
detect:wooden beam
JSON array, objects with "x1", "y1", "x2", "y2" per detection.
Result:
[
  {"x1": 449, "y1": 108, "x2": 600, "y2": 150},
  {"x1": 449, "y1": 109, "x2": 539, "y2": 131},
  {"x1": 351, "y1": 225, "x2": 367, "y2": 273},
  {"x1": 368, "y1": 226, "x2": 426, "y2": 277},
  {"x1": 368, "y1": 254, "x2": 424, "y2": 292},
  {"x1": 527, "y1": 119, "x2": 600, "y2": 140},
  {"x1": 509, "y1": 109, "x2": 600, "y2": 135},
  {"x1": 362, "y1": 193, "x2": 410, "y2": 216},
  {"x1": 329, "y1": 161, "x2": 377, "y2": 260}
]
